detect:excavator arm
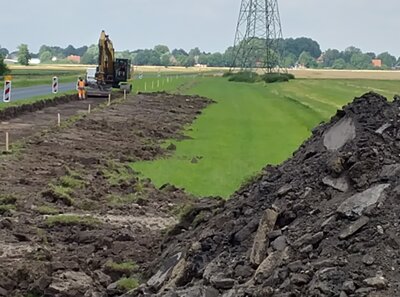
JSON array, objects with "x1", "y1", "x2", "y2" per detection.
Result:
[{"x1": 96, "y1": 30, "x2": 115, "y2": 85}]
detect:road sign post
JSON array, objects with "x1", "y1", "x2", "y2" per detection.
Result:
[
  {"x1": 52, "y1": 77, "x2": 59, "y2": 94},
  {"x1": 3, "y1": 80, "x2": 11, "y2": 102}
]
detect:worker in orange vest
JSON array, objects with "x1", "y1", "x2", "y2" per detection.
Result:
[{"x1": 77, "y1": 77, "x2": 86, "y2": 99}]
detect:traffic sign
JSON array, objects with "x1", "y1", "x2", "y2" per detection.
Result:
[
  {"x1": 3, "y1": 80, "x2": 11, "y2": 102},
  {"x1": 52, "y1": 76, "x2": 58, "y2": 94}
]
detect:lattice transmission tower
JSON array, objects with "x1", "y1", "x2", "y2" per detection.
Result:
[{"x1": 231, "y1": 0, "x2": 285, "y2": 72}]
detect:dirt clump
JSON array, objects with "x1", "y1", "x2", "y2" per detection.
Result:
[
  {"x1": 130, "y1": 92, "x2": 400, "y2": 297},
  {"x1": 0, "y1": 92, "x2": 212, "y2": 297}
]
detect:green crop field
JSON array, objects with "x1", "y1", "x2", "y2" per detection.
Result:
[
  {"x1": 133, "y1": 77, "x2": 400, "y2": 198},
  {"x1": 2, "y1": 69, "x2": 83, "y2": 88}
]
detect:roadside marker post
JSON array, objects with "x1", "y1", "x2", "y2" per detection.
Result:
[
  {"x1": 124, "y1": 89, "x2": 127, "y2": 100},
  {"x1": 57, "y1": 113, "x2": 61, "y2": 127},
  {"x1": 3, "y1": 80, "x2": 11, "y2": 102},
  {"x1": 52, "y1": 76, "x2": 59, "y2": 94},
  {"x1": 88, "y1": 104, "x2": 91, "y2": 114},
  {"x1": 5, "y1": 132, "x2": 9, "y2": 152},
  {"x1": 108, "y1": 94, "x2": 111, "y2": 106}
]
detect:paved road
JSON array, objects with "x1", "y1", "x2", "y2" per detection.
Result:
[{"x1": 0, "y1": 82, "x2": 76, "y2": 101}]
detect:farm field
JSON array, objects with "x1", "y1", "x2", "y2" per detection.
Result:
[
  {"x1": 6, "y1": 68, "x2": 83, "y2": 88},
  {"x1": 6, "y1": 64, "x2": 400, "y2": 88},
  {"x1": 134, "y1": 77, "x2": 400, "y2": 197}
]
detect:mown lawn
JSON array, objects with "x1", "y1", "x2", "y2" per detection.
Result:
[{"x1": 133, "y1": 77, "x2": 400, "y2": 198}]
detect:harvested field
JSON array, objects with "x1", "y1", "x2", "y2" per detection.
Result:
[
  {"x1": 133, "y1": 92, "x2": 400, "y2": 297},
  {"x1": 0, "y1": 92, "x2": 212, "y2": 296}
]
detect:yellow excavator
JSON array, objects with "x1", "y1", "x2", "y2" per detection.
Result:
[{"x1": 86, "y1": 31, "x2": 132, "y2": 97}]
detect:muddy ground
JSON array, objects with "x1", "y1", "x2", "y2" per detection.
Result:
[
  {"x1": 0, "y1": 92, "x2": 212, "y2": 297},
  {"x1": 0, "y1": 94, "x2": 114, "y2": 147}
]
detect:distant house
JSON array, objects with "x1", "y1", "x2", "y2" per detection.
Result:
[
  {"x1": 67, "y1": 55, "x2": 81, "y2": 63},
  {"x1": 29, "y1": 58, "x2": 41, "y2": 65},
  {"x1": 372, "y1": 59, "x2": 382, "y2": 68},
  {"x1": 4, "y1": 59, "x2": 17, "y2": 64},
  {"x1": 195, "y1": 64, "x2": 207, "y2": 68}
]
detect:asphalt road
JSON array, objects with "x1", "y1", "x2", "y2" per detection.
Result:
[{"x1": 0, "y1": 82, "x2": 76, "y2": 101}]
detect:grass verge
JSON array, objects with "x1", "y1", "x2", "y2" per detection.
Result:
[{"x1": 133, "y1": 77, "x2": 400, "y2": 198}]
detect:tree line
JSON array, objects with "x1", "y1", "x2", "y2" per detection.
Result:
[{"x1": 1, "y1": 37, "x2": 400, "y2": 75}]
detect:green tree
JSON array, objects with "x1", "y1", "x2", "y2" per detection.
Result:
[
  {"x1": 343, "y1": 46, "x2": 362, "y2": 63},
  {"x1": 17, "y1": 44, "x2": 31, "y2": 65},
  {"x1": 283, "y1": 53, "x2": 297, "y2": 68},
  {"x1": 332, "y1": 58, "x2": 347, "y2": 69},
  {"x1": 0, "y1": 46, "x2": 9, "y2": 57},
  {"x1": 160, "y1": 53, "x2": 171, "y2": 67},
  {"x1": 116, "y1": 50, "x2": 131, "y2": 59},
  {"x1": 40, "y1": 51, "x2": 52, "y2": 63},
  {"x1": 0, "y1": 55, "x2": 10, "y2": 76},
  {"x1": 298, "y1": 51, "x2": 317, "y2": 68},
  {"x1": 172, "y1": 48, "x2": 189, "y2": 66},
  {"x1": 207, "y1": 53, "x2": 224, "y2": 67},
  {"x1": 154, "y1": 45, "x2": 169, "y2": 56},
  {"x1": 322, "y1": 49, "x2": 341, "y2": 67},
  {"x1": 283, "y1": 37, "x2": 321, "y2": 59},
  {"x1": 365, "y1": 52, "x2": 376, "y2": 59},
  {"x1": 198, "y1": 53, "x2": 209, "y2": 65},
  {"x1": 223, "y1": 46, "x2": 235, "y2": 67},
  {"x1": 39, "y1": 45, "x2": 51, "y2": 57},
  {"x1": 81, "y1": 44, "x2": 99, "y2": 64},
  {"x1": 377, "y1": 52, "x2": 396, "y2": 68},
  {"x1": 350, "y1": 53, "x2": 371, "y2": 69}
]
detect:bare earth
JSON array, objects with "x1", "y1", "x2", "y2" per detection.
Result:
[{"x1": 0, "y1": 92, "x2": 212, "y2": 296}]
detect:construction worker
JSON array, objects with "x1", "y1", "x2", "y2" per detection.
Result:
[{"x1": 77, "y1": 77, "x2": 86, "y2": 99}]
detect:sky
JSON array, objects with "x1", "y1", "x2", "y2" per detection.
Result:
[{"x1": 1, "y1": 0, "x2": 400, "y2": 56}]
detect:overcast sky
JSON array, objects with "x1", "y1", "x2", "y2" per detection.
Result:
[{"x1": 1, "y1": 0, "x2": 400, "y2": 56}]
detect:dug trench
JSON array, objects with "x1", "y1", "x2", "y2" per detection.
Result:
[
  {"x1": 0, "y1": 92, "x2": 213, "y2": 296},
  {"x1": 130, "y1": 93, "x2": 400, "y2": 297}
]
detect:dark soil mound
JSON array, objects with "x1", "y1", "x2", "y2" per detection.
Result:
[{"x1": 130, "y1": 92, "x2": 400, "y2": 297}]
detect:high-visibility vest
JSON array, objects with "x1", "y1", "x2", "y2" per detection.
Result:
[{"x1": 77, "y1": 80, "x2": 85, "y2": 89}]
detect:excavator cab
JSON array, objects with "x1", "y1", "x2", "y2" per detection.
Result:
[{"x1": 113, "y1": 58, "x2": 131, "y2": 87}]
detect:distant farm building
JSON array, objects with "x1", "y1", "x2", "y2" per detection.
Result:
[
  {"x1": 4, "y1": 59, "x2": 17, "y2": 64},
  {"x1": 372, "y1": 59, "x2": 382, "y2": 68},
  {"x1": 195, "y1": 64, "x2": 208, "y2": 68},
  {"x1": 28, "y1": 58, "x2": 41, "y2": 65},
  {"x1": 67, "y1": 55, "x2": 81, "y2": 63}
]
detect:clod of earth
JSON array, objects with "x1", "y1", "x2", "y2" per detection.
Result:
[{"x1": 135, "y1": 93, "x2": 400, "y2": 297}]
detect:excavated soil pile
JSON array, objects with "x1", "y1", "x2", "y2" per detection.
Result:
[
  {"x1": 0, "y1": 92, "x2": 212, "y2": 297},
  {"x1": 131, "y1": 92, "x2": 400, "y2": 297}
]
